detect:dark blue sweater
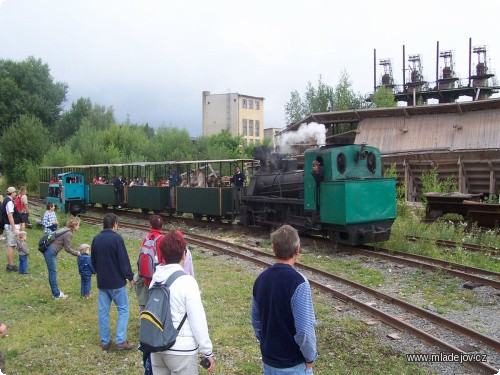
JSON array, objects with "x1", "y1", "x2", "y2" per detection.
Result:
[
  {"x1": 91, "y1": 229, "x2": 134, "y2": 289},
  {"x1": 77, "y1": 253, "x2": 95, "y2": 276},
  {"x1": 252, "y1": 263, "x2": 317, "y2": 368}
]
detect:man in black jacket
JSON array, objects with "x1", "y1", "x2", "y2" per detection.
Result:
[{"x1": 91, "y1": 213, "x2": 135, "y2": 351}]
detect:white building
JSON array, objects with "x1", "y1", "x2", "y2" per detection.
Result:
[{"x1": 202, "y1": 91, "x2": 265, "y2": 145}]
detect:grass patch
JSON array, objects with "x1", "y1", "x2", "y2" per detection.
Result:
[
  {"x1": 384, "y1": 203, "x2": 500, "y2": 273},
  {"x1": 300, "y1": 253, "x2": 385, "y2": 288},
  {"x1": 399, "y1": 269, "x2": 480, "y2": 313}
]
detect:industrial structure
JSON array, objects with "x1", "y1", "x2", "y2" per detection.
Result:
[
  {"x1": 282, "y1": 99, "x2": 500, "y2": 202},
  {"x1": 372, "y1": 38, "x2": 500, "y2": 105},
  {"x1": 202, "y1": 91, "x2": 265, "y2": 145},
  {"x1": 280, "y1": 38, "x2": 500, "y2": 203}
]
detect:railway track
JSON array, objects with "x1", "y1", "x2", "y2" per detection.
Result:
[
  {"x1": 78, "y1": 215, "x2": 500, "y2": 374},
  {"x1": 183, "y1": 234, "x2": 500, "y2": 374},
  {"x1": 354, "y1": 245, "x2": 500, "y2": 290},
  {"x1": 406, "y1": 235, "x2": 500, "y2": 257}
]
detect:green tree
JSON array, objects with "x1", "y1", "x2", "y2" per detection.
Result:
[
  {"x1": 284, "y1": 71, "x2": 367, "y2": 125},
  {"x1": 149, "y1": 127, "x2": 194, "y2": 161},
  {"x1": 284, "y1": 90, "x2": 305, "y2": 124},
  {"x1": 371, "y1": 86, "x2": 397, "y2": 108},
  {"x1": 0, "y1": 57, "x2": 67, "y2": 133},
  {"x1": 199, "y1": 129, "x2": 245, "y2": 159},
  {"x1": 331, "y1": 70, "x2": 366, "y2": 110},
  {"x1": 0, "y1": 115, "x2": 50, "y2": 186},
  {"x1": 304, "y1": 75, "x2": 334, "y2": 114},
  {"x1": 54, "y1": 98, "x2": 115, "y2": 143}
]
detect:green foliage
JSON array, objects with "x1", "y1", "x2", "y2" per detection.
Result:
[
  {"x1": 284, "y1": 70, "x2": 366, "y2": 125},
  {"x1": 384, "y1": 163, "x2": 405, "y2": 200},
  {"x1": 371, "y1": 86, "x2": 397, "y2": 108},
  {"x1": 53, "y1": 98, "x2": 115, "y2": 142},
  {"x1": 420, "y1": 166, "x2": 457, "y2": 198},
  {"x1": 196, "y1": 129, "x2": 247, "y2": 160},
  {"x1": 150, "y1": 127, "x2": 194, "y2": 161},
  {"x1": 284, "y1": 90, "x2": 305, "y2": 124},
  {"x1": 304, "y1": 75, "x2": 334, "y2": 113},
  {"x1": 0, "y1": 57, "x2": 67, "y2": 133},
  {"x1": 332, "y1": 70, "x2": 366, "y2": 110},
  {"x1": 0, "y1": 115, "x2": 50, "y2": 186},
  {"x1": 41, "y1": 143, "x2": 78, "y2": 167}
]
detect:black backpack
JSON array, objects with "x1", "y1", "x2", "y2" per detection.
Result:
[
  {"x1": 139, "y1": 270, "x2": 187, "y2": 353},
  {"x1": 38, "y1": 228, "x2": 71, "y2": 253}
]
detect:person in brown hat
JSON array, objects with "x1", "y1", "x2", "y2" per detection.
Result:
[{"x1": 3, "y1": 187, "x2": 20, "y2": 272}]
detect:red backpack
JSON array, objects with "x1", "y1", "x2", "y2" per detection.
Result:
[
  {"x1": 14, "y1": 194, "x2": 24, "y2": 212},
  {"x1": 137, "y1": 234, "x2": 163, "y2": 286}
]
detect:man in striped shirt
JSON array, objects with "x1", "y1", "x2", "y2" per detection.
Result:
[{"x1": 252, "y1": 225, "x2": 318, "y2": 374}]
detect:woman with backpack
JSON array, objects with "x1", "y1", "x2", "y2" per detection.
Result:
[
  {"x1": 43, "y1": 216, "x2": 81, "y2": 299},
  {"x1": 149, "y1": 231, "x2": 215, "y2": 374}
]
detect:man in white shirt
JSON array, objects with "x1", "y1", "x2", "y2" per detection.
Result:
[{"x1": 3, "y1": 187, "x2": 20, "y2": 272}]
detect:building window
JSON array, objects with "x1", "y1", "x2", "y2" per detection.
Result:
[
  {"x1": 242, "y1": 119, "x2": 247, "y2": 136},
  {"x1": 255, "y1": 120, "x2": 260, "y2": 136},
  {"x1": 249, "y1": 100, "x2": 253, "y2": 109},
  {"x1": 255, "y1": 101, "x2": 260, "y2": 110},
  {"x1": 249, "y1": 120, "x2": 254, "y2": 136},
  {"x1": 242, "y1": 99, "x2": 247, "y2": 108}
]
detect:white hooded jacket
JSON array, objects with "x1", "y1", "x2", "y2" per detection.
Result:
[{"x1": 150, "y1": 263, "x2": 213, "y2": 357}]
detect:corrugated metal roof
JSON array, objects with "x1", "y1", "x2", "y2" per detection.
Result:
[{"x1": 283, "y1": 98, "x2": 500, "y2": 133}]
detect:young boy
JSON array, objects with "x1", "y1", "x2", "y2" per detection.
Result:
[
  {"x1": 77, "y1": 244, "x2": 95, "y2": 298},
  {"x1": 17, "y1": 231, "x2": 29, "y2": 274}
]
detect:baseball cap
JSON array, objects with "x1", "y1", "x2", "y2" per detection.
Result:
[
  {"x1": 7, "y1": 187, "x2": 16, "y2": 194},
  {"x1": 79, "y1": 243, "x2": 91, "y2": 251}
]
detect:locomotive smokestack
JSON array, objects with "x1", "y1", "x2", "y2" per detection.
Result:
[{"x1": 253, "y1": 146, "x2": 272, "y2": 167}]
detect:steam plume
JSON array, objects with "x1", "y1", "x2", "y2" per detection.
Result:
[{"x1": 277, "y1": 122, "x2": 326, "y2": 154}]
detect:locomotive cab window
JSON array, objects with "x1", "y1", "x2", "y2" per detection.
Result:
[
  {"x1": 367, "y1": 152, "x2": 376, "y2": 174},
  {"x1": 337, "y1": 153, "x2": 346, "y2": 174}
]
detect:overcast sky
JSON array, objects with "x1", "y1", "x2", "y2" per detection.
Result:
[{"x1": 1, "y1": 0, "x2": 499, "y2": 136}]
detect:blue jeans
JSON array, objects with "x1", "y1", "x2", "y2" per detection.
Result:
[
  {"x1": 81, "y1": 275, "x2": 92, "y2": 295},
  {"x1": 43, "y1": 247, "x2": 60, "y2": 297},
  {"x1": 263, "y1": 363, "x2": 313, "y2": 375},
  {"x1": 18, "y1": 255, "x2": 28, "y2": 274},
  {"x1": 98, "y1": 287, "x2": 130, "y2": 345}
]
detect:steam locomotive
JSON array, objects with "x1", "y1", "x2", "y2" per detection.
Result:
[{"x1": 239, "y1": 144, "x2": 397, "y2": 245}]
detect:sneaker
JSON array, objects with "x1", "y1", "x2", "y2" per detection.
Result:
[
  {"x1": 6, "y1": 264, "x2": 18, "y2": 272},
  {"x1": 116, "y1": 341, "x2": 135, "y2": 351},
  {"x1": 117, "y1": 206, "x2": 122, "y2": 209},
  {"x1": 101, "y1": 342, "x2": 112, "y2": 351},
  {"x1": 0, "y1": 236, "x2": 6, "y2": 240},
  {"x1": 55, "y1": 291, "x2": 68, "y2": 299}
]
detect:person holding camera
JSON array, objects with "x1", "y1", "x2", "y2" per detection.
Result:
[
  {"x1": 252, "y1": 225, "x2": 318, "y2": 374},
  {"x1": 149, "y1": 230, "x2": 215, "y2": 374}
]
